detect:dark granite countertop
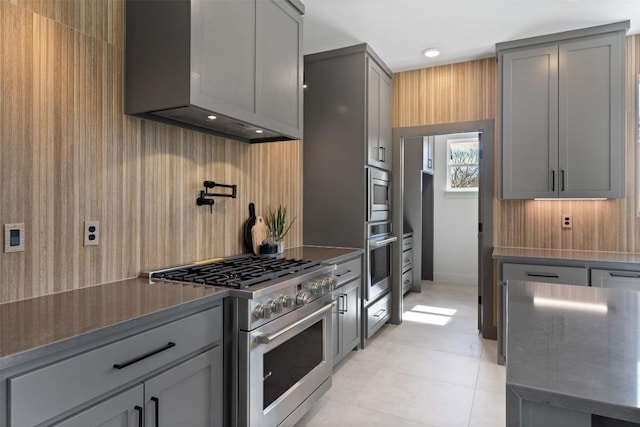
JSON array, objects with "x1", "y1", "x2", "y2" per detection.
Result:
[
  {"x1": 507, "y1": 280, "x2": 640, "y2": 422},
  {"x1": 0, "y1": 246, "x2": 361, "y2": 370},
  {"x1": 493, "y1": 246, "x2": 640, "y2": 270},
  {"x1": 283, "y1": 245, "x2": 363, "y2": 265},
  {"x1": 0, "y1": 278, "x2": 228, "y2": 369}
]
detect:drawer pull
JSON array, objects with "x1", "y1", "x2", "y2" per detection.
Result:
[
  {"x1": 525, "y1": 272, "x2": 559, "y2": 279},
  {"x1": 135, "y1": 405, "x2": 143, "y2": 426},
  {"x1": 151, "y1": 396, "x2": 160, "y2": 427},
  {"x1": 609, "y1": 272, "x2": 640, "y2": 278},
  {"x1": 404, "y1": 280, "x2": 410, "y2": 284},
  {"x1": 336, "y1": 269, "x2": 352, "y2": 277},
  {"x1": 373, "y1": 308, "x2": 386, "y2": 318},
  {"x1": 113, "y1": 342, "x2": 176, "y2": 369}
]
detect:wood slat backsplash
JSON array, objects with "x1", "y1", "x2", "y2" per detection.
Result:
[
  {"x1": 0, "y1": 1, "x2": 303, "y2": 303},
  {"x1": 394, "y1": 35, "x2": 640, "y2": 255}
]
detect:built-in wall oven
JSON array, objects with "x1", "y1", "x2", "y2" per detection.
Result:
[
  {"x1": 368, "y1": 167, "x2": 391, "y2": 222},
  {"x1": 366, "y1": 221, "x2": 396, "y2": 302}
]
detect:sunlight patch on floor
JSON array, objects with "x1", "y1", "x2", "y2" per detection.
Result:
[{"x1": 403, "y1": 304, "x2": 457, "y2": 325}]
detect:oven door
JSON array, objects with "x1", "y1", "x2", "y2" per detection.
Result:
[
  {"x1": 239, "y1": 298, "x2": 335, "y2": 427},
  {"x1": 366, "y1": 236, "x2": 396, "y2": 301}
]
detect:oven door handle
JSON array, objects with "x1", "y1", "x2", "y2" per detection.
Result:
[
  {"x1": 255, "y1": 300, "x2": 336, "y2": 345},
  {"x1": 368, "y1": 236, "x2": 398, "y2": 247}
]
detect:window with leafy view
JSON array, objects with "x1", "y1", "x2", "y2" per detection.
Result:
[{"x1": 446, "y1": 138, "x2": 479, "y2": 191}]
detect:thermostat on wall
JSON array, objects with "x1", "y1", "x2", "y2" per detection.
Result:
[{"x1": 4, "y1": 223, "x2": 25, "y2": 253}]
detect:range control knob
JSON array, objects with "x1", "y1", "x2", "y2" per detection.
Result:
[
  {"x1": 268, "y1": 298, "x2": 284, "y2": 313},
  {"x1": 322, "y1": 277, "x2": 336, "y2": 292},
  {"x1": 279, "y1": 295, "x2": 294, "y2": 308},
  {"x1": 296, "y1": 292, "x2": 310, "y2": 306},
  {"x1": 253, "y1": 304, "x2": 271, "y2": 319},
  {"x1": 309, "y1": 282, "x2": 322, "y2": 295}
]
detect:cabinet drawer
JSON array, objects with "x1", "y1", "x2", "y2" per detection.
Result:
[
  {"x1": 9, "y1": 305, "x2": 222, "y2": 427},
  {"x1": 402, "y1": 269, "x2": 413, "y2": 293},
  {"x1": 334, "y1": 257, "x2": 362, "y2": 286},
  {"x1": 503, "y1": 263, "x2": 588, "y2": 286},
  {"x1": 591, "y1": 269, "x2": 640, "y2": 291},
  {"x1": 366, "y1": 293, "x2": 390, "y2": 338},
  {"x1": 402, "y1": 249, "x2": 413, "y2": 270},
  {"x1": 402, "y1": 236, "x2": 413, "y2": 250}
]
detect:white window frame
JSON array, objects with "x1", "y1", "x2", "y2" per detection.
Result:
[{"x1": 446, "y1": 137, "x2": 479, "y2": 193}]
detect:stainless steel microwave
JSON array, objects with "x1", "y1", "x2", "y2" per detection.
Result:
[{"x1": 367, "y1": 167, "x2": 391, "y2": 222}]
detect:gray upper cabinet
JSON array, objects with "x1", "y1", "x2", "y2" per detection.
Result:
[
  {"x1": 126, "y1": 0, "x2": 304, "y2": 143},
  {"x1": 303, "y1": 44, "x2": 392, "y2": 249},
  {"x1": 367, "y1": 59, "x2": 393, "y2": 171},
  {"x1": 499, "y1": 21, "x2": 628, "y2": 199},
  {"x1": 423, "y1": 136, "x2": 435, "y2": 174}
]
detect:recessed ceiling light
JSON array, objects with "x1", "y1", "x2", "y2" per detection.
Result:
[
  {"x1": 207, "y1": 115, "x2": 217, "y2": 120},
  {"x1": 422, "y1": 48, "x2": 440, "y2": 58},
  {"x1": 255, "y1": 129, "x2": 263, "y2": 134}
]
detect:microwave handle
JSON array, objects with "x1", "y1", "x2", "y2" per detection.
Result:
[{"x1": 368, "y1": 236, "x2": 398, "y2": 247}]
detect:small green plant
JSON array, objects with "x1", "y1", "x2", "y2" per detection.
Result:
[{"x1": 265, "y1": 205, "x2": 295, "y2": 241}]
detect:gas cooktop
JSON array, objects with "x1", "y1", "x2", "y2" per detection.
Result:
[{"x1": 150, "y1": 256, "x2": 321, "y2": 289}]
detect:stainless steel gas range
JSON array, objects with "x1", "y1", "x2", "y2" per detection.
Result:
[{"x1": 149, "y1": 255, "x2": 337, "y2": 427}]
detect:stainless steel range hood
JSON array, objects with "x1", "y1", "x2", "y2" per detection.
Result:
[{"x1": 125, "y1": 0, "x2": 304, "y2": 143}]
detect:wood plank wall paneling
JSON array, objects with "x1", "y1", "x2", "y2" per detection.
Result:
[
  {"x1": 393, "y1": 35, "x2": 640, "y2": 255},
  {"x1": 0, "y1": 0, "x2": 303, "y2": 304}
]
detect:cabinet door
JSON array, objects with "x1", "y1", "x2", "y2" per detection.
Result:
[
  {"x1": 54, "y1": 385, "x2": 144, "y2": 427},
  {"x1": 423, "y1": 136, "x2": 434, "y2": 174},
  {"x1": 558, "y1": 34, "x2": 624, "y2": 198},
  {"x1": 591, "y1": 269, "x2": 640, "y2": 291},
  {"x1": 256, "y1": 0, "x2": 303, "y2": 136},
  {"x1": 501, "y1": 46, "x2": 559, "y2": 199},
  {"x1": 331, "y1": 293, "x2": 340, "y2": 365},
  {"x1": 367, "y1": 59, "x2": 392, "y2": 170},
  {"x1": 191, "y1": 0, "x2": 256, "y2": 120},
  {"x1": 341, "y1": 278, "x2": 361, "y2": 356},
  {"x1": 144, "y1": 347, "x2": 222, "y2": 427}
]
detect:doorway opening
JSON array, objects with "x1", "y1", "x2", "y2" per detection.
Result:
[{"x1": 392, "y1": 120, "x2": 495, "y2": 339}]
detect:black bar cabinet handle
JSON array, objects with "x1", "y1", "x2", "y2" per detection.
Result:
[
  {"x1": 561, "y1": 170, "x2": 565, "y2": 191},
  {"x1": 610, "y1": 272, "x2": 640, "y2": 278},
  {"x1": 151, "y1": 397, "x2": 160, "y2": 427},
  {"x1": 525, "y1": 272, "x2": 559, "y2": 278},
  {"x1": 551, "y1": 170, "x2": 555, "y2": 192},
  {"x1": 135, "y1": 405, "x2": 143, "y2": 426},
  {"x1": 113, "y1": 342, "x2": 176, "y2": 369}
]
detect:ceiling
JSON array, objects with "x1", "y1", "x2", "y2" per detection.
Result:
[{"x1": 302, "y1": 0, "x2": 640, "y2": 72}]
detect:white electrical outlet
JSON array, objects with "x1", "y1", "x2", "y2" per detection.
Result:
[
  {"x1": 4, "y1": 223, "x2": 25, "y2": 253},
  {"x1": 84, "y1": 221, "x2": 100, "y2": 246},
  {"x1": 562, "y1": 215, "x2": 572, "y2": 229}
]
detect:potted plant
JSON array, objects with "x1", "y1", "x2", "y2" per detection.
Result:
[{"x1": 265, "y1": 205, "x2": 295, "y2": 253}]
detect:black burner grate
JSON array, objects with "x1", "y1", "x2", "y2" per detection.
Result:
[{"x1": 153, "y1": 256, "x2": 321, "y2": 289}]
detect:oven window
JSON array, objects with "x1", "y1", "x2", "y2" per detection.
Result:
[
  {"x1": 372, "y1": 182, "x2": 388, "y2": 205},
  {"x1": 370, "y1": 244, "x2": 391, "y2": 286},
  {"x1": 263, "y1": 320, "x2": 324, "y2": 409}
]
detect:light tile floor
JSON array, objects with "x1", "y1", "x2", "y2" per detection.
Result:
[{"x1": 295, "y1": 281, "x2": 506, "y2": 427}]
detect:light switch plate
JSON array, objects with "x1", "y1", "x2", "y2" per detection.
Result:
[{"x1": 4, "y1": 223, "x2": 25, "y2": 253}]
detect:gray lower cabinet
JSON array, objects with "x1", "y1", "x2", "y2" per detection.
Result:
[
  {"x1": 54, "y1": 385, "x2": 144, "y2": 427},
  {"x1": 332, "y1": 279, "x2": 361, "y2": 367},
  {"x1": 591, "y1": 269, "x2": 640, "y2": 291},
  {"x1": 331, "y1": 257, "x2": 362, "y2": 366},
  {"x1": 498, "y1": 21, "x2": 628, "y2": 199},
  {"x1": 8, "y1": 306, "x2": 223, "y2": 427},
  {"x1": 125, "y1": 0, "x2": 303, "y2": 142},
  {"x1": 502, "y1": 263, "x2": 588, "y2": 286},
  {"x1": 144, "y1": 348, "x2": 221, "y2": 427},
  {"x1": 402, "y1": 234, "x2": 413, "y2": 295}
]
